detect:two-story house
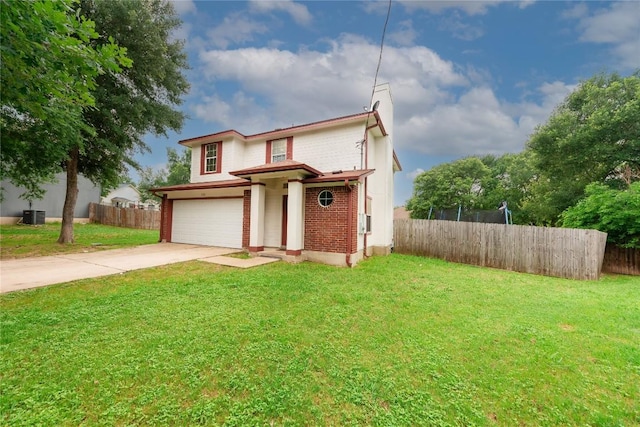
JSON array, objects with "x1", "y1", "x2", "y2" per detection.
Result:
[{"x1": 151, "y1": 83, "x2": 401, "y2": 267}]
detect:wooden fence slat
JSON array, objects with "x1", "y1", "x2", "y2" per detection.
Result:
[
  {"x1": 89, "y1": 203, "x2": 160, "y2": 230},
  {"x1": 393, "y1": 219, "x2": 608, "y2": 280}
]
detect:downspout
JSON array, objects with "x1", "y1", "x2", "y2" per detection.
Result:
[
  {"x1": 363, "y1": 130, "x2": 371, "y2": 258},
  {"x1": 345, "y1": 179, "x2": 353, "y2": 267}
]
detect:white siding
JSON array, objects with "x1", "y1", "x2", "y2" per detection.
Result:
[
  {"x1": 293, "y1": 124, "x2": 363, "y2": 172},
  {"x1": 172, "y1": 199, "x2": 243, "y2": 248},
  {"x1": 264, "y1": 187, "x2": 284, "y2": 248}
]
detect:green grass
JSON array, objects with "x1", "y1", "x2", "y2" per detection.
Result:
[
  {"x1": 1, "y1": 255, "x2": 638, "y2": 426},
  {"x1": 0, "y1": 223, "x2": 159, "y2": 259}
]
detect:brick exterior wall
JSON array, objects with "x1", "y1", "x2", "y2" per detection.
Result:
[
  {"x1": 242, "y1": 190, "x2": 251, "y2": 248},
  {"x1": 304, "y1": 186, "x2": 358, "y2": 254},
  {"x1": 159, "y1": 197, "x2": 173, "y2": 242}
]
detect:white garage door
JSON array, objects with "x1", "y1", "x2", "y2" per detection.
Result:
[{"x1": 172, "y1": 199, "x2": 243, "y2": 248}]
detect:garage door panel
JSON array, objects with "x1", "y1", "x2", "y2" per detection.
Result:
[{"x1": 172, "y1": 199, "x2": 242, "y2": 248}]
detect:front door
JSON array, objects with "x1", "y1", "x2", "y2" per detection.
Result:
[{"x1": 281, "y1": 195, "x2": 288, "y2": 248}]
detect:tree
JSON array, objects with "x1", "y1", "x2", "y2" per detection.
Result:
[
  {"x1": 0, "y1": 0, "x2": 129, "y2": 202},
  {"x1": 477, "y1": 152, "x2": 537, "y2": 217},
  {"x1": 561, "y1": 182, "x2": 640, "y2": 248},
  {"x1": 138, "y1": 147, "x2": 191, "y2": 202},
  {"x1": 406, "y1": 157, "x2": 491, "y2": 218},
  {"x1": 55, "y1": 0, "x2": 190, "y2": 242},
  {"x1": 526, "y1": 71, "x2": 640, "y2": 224}
]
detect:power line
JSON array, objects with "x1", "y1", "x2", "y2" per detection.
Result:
[
  {"x1": 359, "y1": 0, "x2": 392, "y2": 168},
  {"x1": 368, "y1": 0, "x2": 392, "y2": 111}
]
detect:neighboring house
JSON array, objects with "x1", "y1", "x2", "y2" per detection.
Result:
[
  {"x1": 0, "y1": 173, "x2": 101, "y2": 224},
  {"x1": 101, "y1": 184, "x2": 141, "y2": 208},
  {"x1": 152, "y1": 83, "x2": 401, "y2": 267},
  {"x1": 101, "y1": 184, "x2": 158, "y2": 210},
  {"x1": 394, "y1": 206, "x2": 411, "y2": 220}
]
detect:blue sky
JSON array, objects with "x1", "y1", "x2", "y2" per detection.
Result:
[{"x1": 139, "y1": 0, "x2": 640, "y2": 206}]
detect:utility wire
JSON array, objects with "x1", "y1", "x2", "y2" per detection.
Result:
[
  {"x1": 360, "y1": 0, "x2": 392, "y2": 168},
  {"x1": 368, "y1": 0, "x2": 392, "y2": 112}
]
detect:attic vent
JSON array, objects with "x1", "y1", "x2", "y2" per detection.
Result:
[{"x1": 331, "y1": 170, "x2": 343, "y2": 174}]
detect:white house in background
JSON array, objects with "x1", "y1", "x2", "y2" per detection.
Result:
[
  {"x1": 101, "y1": 184, "x2": 148, "y2": 209},
  {"x1": 152, "y1": 83, "x2": 401, "y2": 267}
]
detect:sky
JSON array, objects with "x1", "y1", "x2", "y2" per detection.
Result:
[{"x1": 138, "y1": 0, "x2": 640, "y2": 206}]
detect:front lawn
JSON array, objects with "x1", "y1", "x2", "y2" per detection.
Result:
[
  {"x1": 0, "y1": 223, "x2": 159, "y2": 259},
  {"x1": 1, "y1": 255, "x2": 638, "y2": 426}
]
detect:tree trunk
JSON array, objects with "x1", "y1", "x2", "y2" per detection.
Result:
[{"x1": 57, "y1": 148, "x2": 80, "y2": 243}]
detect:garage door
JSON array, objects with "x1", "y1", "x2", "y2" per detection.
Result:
[{"x1": 172, "y1": 199, "x2": 243, "y2": 248}]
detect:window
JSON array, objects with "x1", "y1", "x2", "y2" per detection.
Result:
[
  {"x1": 318, "y1": 190, "x2": 334, "y2": 207},
  {"x1": 266, "y1": 137, "x2": 292, "y2": 163},
  {"x1": 201, "y1": 142, "x2": 222, "y2": 174},
  {"x1": 271, "y1": 139, "x2": 286, "y2": 163}
]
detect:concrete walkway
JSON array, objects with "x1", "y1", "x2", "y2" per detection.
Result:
[{"x1": 0, "y1": 243, "x2": 279, "y2": 294}]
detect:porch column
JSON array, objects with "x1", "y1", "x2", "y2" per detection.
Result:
[
  {"x1": 286, "y1": 180, "x2": 303, "y2": 255},
  {"x1": 249, "y1": 182, "x2": 265, "y2": 252}
]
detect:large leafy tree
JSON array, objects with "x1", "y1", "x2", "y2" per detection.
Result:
[
  {"x1": 55, "y1": 0, "x2": 190, "y2": 242},
  {"x1": 138, "y1": 147, "x2": 191, "y2": 202},
  {"x1": 561, "y1": 182, "x2": 640, "y2": 248},
  {"x1": 0, "y1": 0, "x2": 129, "y2": 201},
  {"x1": 525, "y1": 71, "x2": 640, "y2": 224},
  {"x1": 406, "y1": 153, "x2": 537, "y2": 222},
  {"x1": 406, "y1": 157, "x2": 491, "y2": 218},
  {"x1": 478, "y1": 152, "x2": 538, "y2": 223}
]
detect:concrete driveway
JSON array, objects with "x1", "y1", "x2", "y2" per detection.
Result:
[{"x1": 0, "y1": 243, "x2": 277, "y2": 294}]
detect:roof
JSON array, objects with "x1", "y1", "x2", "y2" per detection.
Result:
[
  {"x1": 150, "y1": 178, "x2": 250, "y2": 195},
  {"x1": 394, "y1": 206, "x2": 411, "y2": 220},
  {"x1": 179, "y1": 111, "x2": 386, "y2": 146},
  {"x1": 302, "y1": 169, "x2": 374, "y2": 184},
  {"x1": 229, "y1": 160, "x2": 322, "y2": 179}
]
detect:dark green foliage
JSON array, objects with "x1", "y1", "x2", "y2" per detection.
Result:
[
  {"x1": 561, "y1": 182, "x2": 640, "y2": 248},
  {"x1": 0, "y1": 0, "x2": 129, "y2": 200},
  {"x1": 406, "y1": 153, "x2": 537, "y2": 223},
  {"x1": 406, "y1": 157, "x2": 490, "y2": 218},
  {"x1": 77, "y1": 0, "x2": 190, "y2": 191},
  {"x1": 525, "y1": 71, "x2": 640, "y2": 224},
  {"x1": 138, "y1": 147, "x2": 191, "y2": 202}
]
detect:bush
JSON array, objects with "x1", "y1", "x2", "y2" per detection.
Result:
[{"x1": 561, "y1": 182, "x2": 640, "y2": 248}]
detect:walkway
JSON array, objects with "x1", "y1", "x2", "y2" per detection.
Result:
[{"x1": 0, "y1": 243, "x2": 278, "y2": 293}]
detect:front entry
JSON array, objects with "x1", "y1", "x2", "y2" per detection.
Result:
[{"x1": 281, "y1": 195, "x2": 288, "y2": 248}]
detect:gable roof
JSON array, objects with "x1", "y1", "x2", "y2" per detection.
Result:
[
  {"x1": 229, "y1": 160, "x2": 322, "y2": 179},
  {"x1": 150, "y1": 178, "x2": 250, "y2": 196},
  {"x1": 178, "y1": 111, "x2": 387, "y2": 147},
  {"x1": 302, "y1": 169, "x2": 374, "y2": 184}
]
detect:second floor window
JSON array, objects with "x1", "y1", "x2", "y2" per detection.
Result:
[
  {"x1": 271, "y1": 139, "x2": 286, "y2": 163},
  {"x1": 201, "y1": 142, "x2": 222, "y2": 174}
]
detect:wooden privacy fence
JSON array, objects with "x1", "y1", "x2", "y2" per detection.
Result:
[
  {"x1": 89, "y1": 203, "x2": 160, "y2": 230},
  {"x1": 393, "y1": 219, "x2": 608, "y2": 280},
  {"x1": 602, "y1": 245, "x2": 640, "y2": 275}
]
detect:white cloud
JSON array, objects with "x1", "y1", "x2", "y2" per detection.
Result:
[
  {"x1": 196, "y1": 36, "x2": 468, "y2": 132},
  {"x1": 193, "y1": 36, "x2": 571, "y2": 159},
  {"x1": 249, "y1": 0, "x2": 313, "y2": 25},
  {"x1": 169, "y1": 0, "x2": 196, "y2": 15},
  {"x1": 438, "y1": 11, "x2": 485, "y2": 41},
  {"x1": 206, "y1": 13, "x2": 270, "y2": 49},
  {"x1": 398, "y1": 0, "x2": 529, "y2": 16},
  {"x1": 408, "y1": 168, "x2": 424, "y2": 180},
  {"x1": 566, "y1": 2, "x2": 640, "y2": 69},
  {"x1": 389, "y1": 20, "x2": 419, "y2": 46}
]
